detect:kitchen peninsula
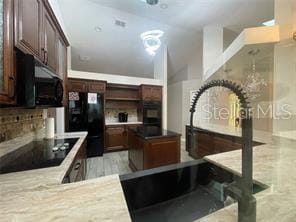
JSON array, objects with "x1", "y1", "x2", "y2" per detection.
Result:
[{"x1": 128, "y1": 126, "x2": 181, "y2": 171}]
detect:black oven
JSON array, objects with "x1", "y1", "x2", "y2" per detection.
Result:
[
  {"x1": 143, "y1": 101, "x2": 162, "y2": 127},
  {"x1": 17, "y1": 52, "x2": 64, "y2": 108}
]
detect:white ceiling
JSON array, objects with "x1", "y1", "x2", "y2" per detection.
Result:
[{"x1": 58, "y1": 0, "x2": 274, "y2": 78}]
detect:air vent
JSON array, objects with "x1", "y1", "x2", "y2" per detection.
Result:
[{"x1": 115, "y1": 19, "x2": 126, "y2": 28}]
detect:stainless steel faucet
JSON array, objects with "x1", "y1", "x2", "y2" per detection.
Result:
[{"x1": 189, "y1": 80, "x2": 256, "y2": 222}]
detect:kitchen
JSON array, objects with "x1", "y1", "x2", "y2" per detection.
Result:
[{"x1": 1, "y1": 0, "x2": 296, "y2": 222}]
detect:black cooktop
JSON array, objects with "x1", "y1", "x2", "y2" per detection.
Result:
[{"x1": 0, "y1": 138, "x2": 78, "y2": 174}]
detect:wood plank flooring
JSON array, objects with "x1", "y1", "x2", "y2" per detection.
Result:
[{"x1": 86, "y1": 143, "x2": 194, "y2": 180}]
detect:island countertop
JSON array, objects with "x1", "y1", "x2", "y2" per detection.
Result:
[
  {"x1": 0, "y1": 131, "x2": 131, "y2": 222},
  {"x1": 191, "y1": 123, "x2": 296, "y2": 222},
  {"x1": 128, "y1": 126, "x2": 181, "y2": 140}
]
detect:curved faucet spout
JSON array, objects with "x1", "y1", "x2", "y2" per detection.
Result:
[{"x1": 190, "y1": 79, "x2": 256, "y2": 222}]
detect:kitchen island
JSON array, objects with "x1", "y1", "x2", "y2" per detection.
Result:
[
  {"x1": 0, "y1": 131, "x2": 130, "y2": 222},
  {"x1": 128, "y1": 126, "x2": 181, "y2": 171}
]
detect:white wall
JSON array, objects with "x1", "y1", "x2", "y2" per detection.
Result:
[
  {"x1": 203, "y1": 26, "x2": 224, "y2": 76},
  {"x1": 181, "y1": 80, "x2": 203, "y2": 136},
  {"x1": 167, "y1": 82, "x2": 183, "y2": 134},
  {"x1": 68, "y1": 70, "x2": 163, "y2": 86},
  {"x1": 167, "y1": 79, "x2": 202, "y2": 139},
  {"x1": 154, "y1": 45, "x2": 168, "y2": 129},
  {"x1": 273, "y1": 0, "x2": 296, "y2": 136}
]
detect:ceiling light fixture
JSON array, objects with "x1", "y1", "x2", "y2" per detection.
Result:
[
  {"x1": 141, "y1": 30, "x2": 164, "y2": 56},
  {"x1": 242, "y1": 49, "x2": 267, "y2": 100},
  {"x1": 140, "y1": 0, "x2": 159, "y2": 5}
]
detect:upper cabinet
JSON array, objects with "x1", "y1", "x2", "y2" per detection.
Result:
[
  {"x1": 68, "y1": 79, "x2": 106, "y2": 93},
  {"x1": 14, "y1": 0, "x2": 43, "y2": 59},
  {"x1": 57, "y1": 36, "x2": 67, "y2": 80},
  {"x1": 1, "y1": 0, "x2": 69, "y2": 105},
  {"x1": 43, "y1": 7, "x2": 56, "y2": 71},
  {"x1": 0, "y1": 0, "x2": 16, "y2": 105},
  {"x1": 14, "y1": 0, "x2": 68, "y2": 74},
  {"x1": 141, "y1": 85, "x2": 162, "y2": 102}
]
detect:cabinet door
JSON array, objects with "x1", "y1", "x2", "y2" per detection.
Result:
[
  {"x1": 56, "y1": 36, "x2": 67, "y2": 79},
  {"x1": 88, "y1": 81, "x2": 106, "y2": 93},
  {"x1": 68, "y1": 79, "x2": 87, "y2": 92},
  {"x1": 196, "y1": 132, "x2": 214, "y2": 158},
  {"x1": 14, "y1": 0, "x2": 42, "y2": 58},
  {"x1": 141, "y1": 86, "x2": 152, "y2": 101},
  {"x1": 56, "y1": 36, "x2": 67, "y2": 105},
  {"x1": 43, "y1": 9, "x2": 57, "y2": 71},
  {"x1": 0, "y1": 0, "x2": 15, "y2": 105},
  {"x1": 151, "y1": 87, "x2": 162, "y2": 101},
  {"x1": 105, "y1": 126, "x2": 126, "y2": 151}
]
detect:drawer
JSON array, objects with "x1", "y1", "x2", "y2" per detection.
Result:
[{"x1": 69, "y1": 158, "x2": 83, "y2": 182}]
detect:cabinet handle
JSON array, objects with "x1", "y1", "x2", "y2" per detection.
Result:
[
  {"x1": 45, "y1": 51, "x2": 48, "y2": 65},
  {"x1": 74, "y1": 162, "x2": 81, "y2": 170},
  {"x1": 9, "y1": 76, "x2": 15, "y2": 98},
  {"x1": 41, "y1": 48, "x2": 48, "y2": 64},
  {"x1": 41, "y1": 48, "x2": 46, "y2": 63}
]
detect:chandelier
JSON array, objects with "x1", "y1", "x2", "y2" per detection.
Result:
[
  {"x1": 242, "y1": 49, "x2": 267, "y2": 100},
  {"x1": 140, "y1": 30, "x2": 164, "y2": 56}
]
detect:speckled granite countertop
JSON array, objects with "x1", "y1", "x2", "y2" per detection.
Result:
[
  {"x1": 0, "y1": 131, "x2": 131, "y2": 222},
  {"x1": 192, "y1": 123, "x2": 296, "y2": 222}
]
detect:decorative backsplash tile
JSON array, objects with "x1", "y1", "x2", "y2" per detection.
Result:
[
  {"x1": 105, "y1": 108, "x2": 138, "y2": 123},
  {"x1": 0, "y1": 109, "x2": 46, "y2": 142}
]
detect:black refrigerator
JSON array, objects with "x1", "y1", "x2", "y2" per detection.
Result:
[{"x1": 68, "y1": 92, "x2": 104, "y2": 157}]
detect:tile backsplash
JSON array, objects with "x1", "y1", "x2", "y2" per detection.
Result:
[
  {"x1": 105, "y1": 108, "x2": 138, "y2": 123},
  {"x1": 0, "y1": 109, "x2": 46, "y2": 142}
]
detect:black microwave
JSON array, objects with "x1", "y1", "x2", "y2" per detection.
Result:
[{"x1": 17, "y1": 53, "x2": 64, "y2": 108}]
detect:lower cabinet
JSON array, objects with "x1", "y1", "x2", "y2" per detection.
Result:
[
  {"x1": 105, "y1": 126, "x2": 126, "y2": 151},
  {"x1": 128, "y1": 129, "x2": 181, "y2": 171},
  {"x1": 185, "y1": 126, "x2": 263, "y2": 159},
  {"x1": 105, "y1": 124, "x2": 142, "y2": 152},
  {"x1": 63, "y1": 139, "x2": 87, "y2": 183}
]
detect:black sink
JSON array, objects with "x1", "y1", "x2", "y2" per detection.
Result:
[{"x1": 120, "y1": 160, "x2": 266, "y2": 222}]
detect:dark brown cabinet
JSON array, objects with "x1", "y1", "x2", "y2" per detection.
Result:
[
  {"x1": 88, "y1": 82, "x2": 106, "y2": 93},
  {"x1": 67, "y1": 79, "x2": 87, "y2": 92},
  {"x1": 0, "y1": 0, "x2": 16, "y2": 105},
  {"x1": 14, "y1": 0, "x2": 69, "y2": 73},
  {"x1": 14, "y1": 0, "x2": 43, "y2": 59},
  {"x1": 128, "y1": 129, "x2": 181, "y2": 171},
  {"x1": 63, "y1": 139, "x2": 87, "y2": 183},
  {"x1": 67, "y1": 79, "x2": 106, "y2": 93},
  {"x1": 105, "y1": 124, "x2": 142, "y2": 152},
  {"x1": 141, "y1": 85, "x2": 162, "y2": 101},
  {"x1": 185, "y1": 126, "x2": 263, "y2": 159},
  {"x1": 43, "y1": 8, "x2": 57, "y2": 71},
  {"x1": 105, "y1": 126, "x2": 127, "y2": 151},
  {"x1": 56, "y1": 35, "x2": 67, "y2": 105},
  {"x1": 56, "y1": 36, "x2": 67, "y2": 79},
  {"x1": 1, "y1": 0, "x2": 68, "y2": 105}
]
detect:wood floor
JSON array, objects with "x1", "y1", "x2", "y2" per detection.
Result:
[{"x1": 86, "y1": 143, "x2": 194, "y2": 180}]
